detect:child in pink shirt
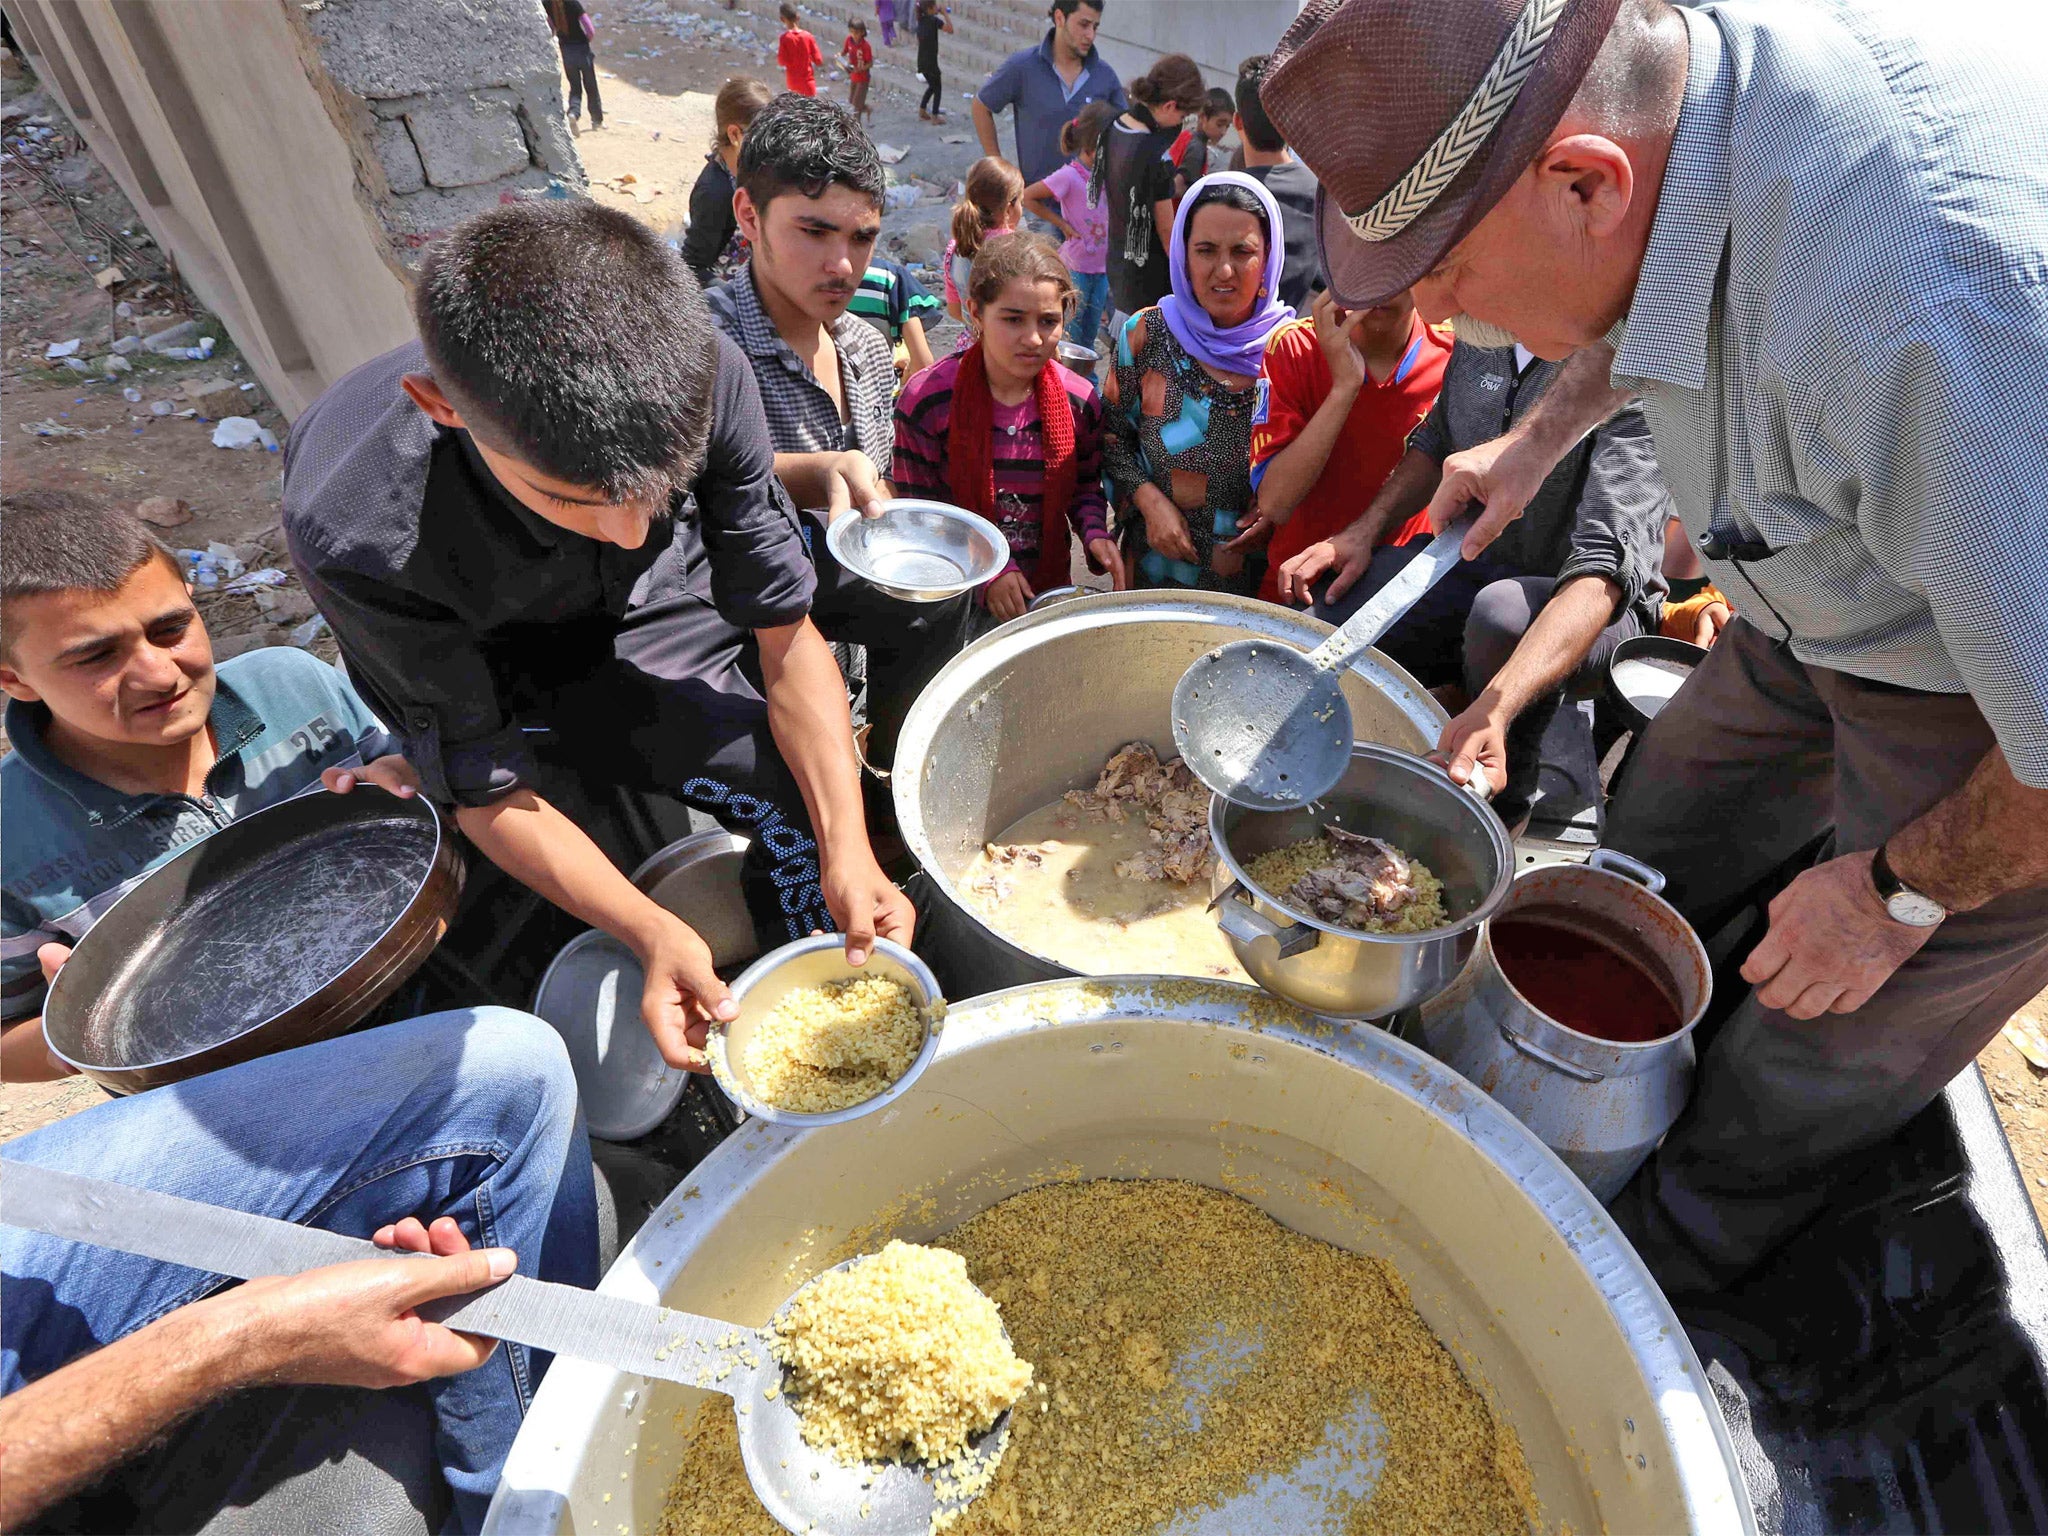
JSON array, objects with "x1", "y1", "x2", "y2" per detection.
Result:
[{"x1": 1022, "y1": 101, "x2": 1117, "y2": 356}]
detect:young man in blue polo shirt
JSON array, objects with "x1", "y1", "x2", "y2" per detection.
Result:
[
  {"x1": 0, "y1": 489, "x2": 600, "y2": 1531},
  {"x1": 973, "y1": 0, "x2": 1125, "y2": 187},
  {"x1": 0, "y1": 489, "x2": 403, "y2": 1073}
]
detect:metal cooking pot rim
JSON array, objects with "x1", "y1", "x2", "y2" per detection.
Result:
[
  {"x1": 1214, "y1": 744, "x2": 1515, "y2": 944},
  {"x1": 490, "y1": 976, "x2": 1756, "y2": 1536},
  {"x1": 44, "y1": 791, "x2": 451, "y2": 1077}
]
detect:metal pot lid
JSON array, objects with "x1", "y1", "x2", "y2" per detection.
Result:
[
  {"x1": 44, "y1": 789, "x2": 454, "y2": 1079},
  {"x1": 629, "y1": 830, "x2": 758, "y2": 973},
  {"x1": 531, "y1": 931, "x2": 686, "y2": 1143}
]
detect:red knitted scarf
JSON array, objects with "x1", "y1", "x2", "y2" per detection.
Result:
[{"x1": 946, "y1": 342, "x2": 1077, "y2": 592}]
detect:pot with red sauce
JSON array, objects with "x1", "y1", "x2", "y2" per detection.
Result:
[{"x1": 1417, "y1": 849, "x2": 1712, "y2": 1201}]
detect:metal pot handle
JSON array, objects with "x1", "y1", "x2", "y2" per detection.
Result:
[
  {"x1": 1027, "y1": 585, "x2": 1083, "y2": 612},
  {"x1": 1499, "y1": 1023, "x2": 1607, "y2": 1083},
  {"x1": 1587, "y1": 847, "x2": 1665, "y2": 895},
  {"x1": 1212, "y1": 882, "x2": 1320, "y2": 959},
  {"x1": 1426, "y1": 757, "x2": 1495, "y2": 802}
]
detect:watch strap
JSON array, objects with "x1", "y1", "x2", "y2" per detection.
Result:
[{"x1": 1870, "y1": 843, "x2": 1906, "y2": 901}]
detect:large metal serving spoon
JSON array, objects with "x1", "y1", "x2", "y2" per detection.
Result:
[
  {"x1": 1173, "y1": 516, "x2": 1476, "y2": 810},
  {"x1": 0, "y1": 1162, "x2": 1009, "y2": 1536}
]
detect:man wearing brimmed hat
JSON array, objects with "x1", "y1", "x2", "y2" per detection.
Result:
[{"x1": 1263, "y1": 0, "x2": 2048, "y2": 1294}]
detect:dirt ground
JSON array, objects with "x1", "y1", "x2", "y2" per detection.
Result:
[
  {"x1": 1, "y1": 57, "x2": 323, "y2": 665},
  {"x1": 1, "y1": 42, "x2": 2042, "y2": 1244}
]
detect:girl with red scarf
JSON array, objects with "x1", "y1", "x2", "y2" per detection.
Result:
[{"x1": 892, "y1": 234, "x2": 1126, "y2": 621}]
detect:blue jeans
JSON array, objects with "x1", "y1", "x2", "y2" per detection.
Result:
[
  {"x1": 1, "y1": 1007, "x2": 598, "y2": 1534},
  {"x1": 1067, "y1": 269, "x2": 1110, "y2": 351}
]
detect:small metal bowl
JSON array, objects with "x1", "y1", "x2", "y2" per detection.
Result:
[
  {"x1": 825, "y1": 498, "x2": 1008, "y2": 603},
  {"x1": 709, "y1": 935, "x2": 946, "y2": 1127},
  {"x1": 1056, "y1": 340, "x2": 1099, "y2": 368},
  {"x1": 1606, "y1": 634, "x2": 1706, "y2": 734}
]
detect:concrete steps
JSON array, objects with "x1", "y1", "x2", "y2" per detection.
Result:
[{"x1": 617, "y1": 0, "x2": 1051, "y2": 108}]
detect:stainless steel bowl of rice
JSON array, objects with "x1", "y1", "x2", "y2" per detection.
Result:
[{"x1": 709, "y1": 935, "x2": 946, "y2": 1126}]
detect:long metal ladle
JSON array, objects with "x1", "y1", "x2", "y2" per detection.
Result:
[
  {"x1": 1173, "y1": 516, "x2": 1477, "y2": 809},
  {"x1": 0, "y1": 1162, "x2": 1010, "y2": 1536}
]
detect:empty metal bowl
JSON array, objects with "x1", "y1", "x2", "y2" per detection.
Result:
[
  {"x1": 708, "y1": 935, "x2": 945, "y2": 1127},
  {"x1": 1056, "y1": 340, "x2": 1099, "y2": 368},
  {"x1": 825, "y1": 498, "x2": 1008, "y2": 602},
  {"x1": 1606, "y1": 634, "x2": 1707, "y2": 733}
]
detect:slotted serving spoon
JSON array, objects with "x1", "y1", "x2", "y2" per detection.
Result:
[
  {"x1": 0, "y1": 1162, "x2": 1010, "y2": 1536},
  {"x1": 1173, "y1": 516, "x2": 1477, "y2": 810}
]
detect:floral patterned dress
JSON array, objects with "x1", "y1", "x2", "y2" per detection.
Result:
[{"x1": 1101, "y1": 307, "x2": 1262, "y2": 595}]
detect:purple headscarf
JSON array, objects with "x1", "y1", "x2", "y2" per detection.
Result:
[{"x1": 1158, "y1": 171, "x2": 1294, "y2": 377}]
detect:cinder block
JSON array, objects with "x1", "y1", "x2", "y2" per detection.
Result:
[
  {"x1": 378, "y1": 168, "x2": 561, "y2": 247},
  {"x1": 403, "y1": 96, "x2": 530, "y2": 189},
  {"x1": 299, "y1": 0, "x2": 557, "y2": 100},
  {"x1": 372, "y1": 117, "x2": 426, "y2": 195}
]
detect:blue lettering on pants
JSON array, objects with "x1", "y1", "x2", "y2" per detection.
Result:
[{"x1": 679, "y1": 777, "x2": 833, "y2": 943}]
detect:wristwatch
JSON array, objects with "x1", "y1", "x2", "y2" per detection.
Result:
[{"x1": 1871, "y1": 844, "x2": 1946, "y2": 927}]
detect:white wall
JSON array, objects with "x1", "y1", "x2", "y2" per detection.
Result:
[{"x1": 1091, "y1": 0, "x2": 1303, "y2": 97}]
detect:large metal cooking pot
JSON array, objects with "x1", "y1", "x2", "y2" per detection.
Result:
[
  {"x1": 892, "y1": 590, "x2": 1448, "y2": 995},
  {"x1": 1418, "y1": 850, "x2": 1713, "y2": 1200},
  {"x1": 1210, "y1": 743, "x2": 1514, "y2": 1017},
  {"x1": 483, "y1": 977, "x2": 1754, "y2": 1535},
  {"x1": 44, "y1": 789, "x2": 462, "y2": 1094}
]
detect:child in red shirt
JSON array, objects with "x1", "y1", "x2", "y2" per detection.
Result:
[
  {"x1": 841, "y1": 18, "x2": 874, "y2": 121},
  {"x1": 1240, "y1": 289, "x2": 1452, "y2": 605},
  {"x1": 776, "y1": 4, "x2": 824, "y2": 97}
]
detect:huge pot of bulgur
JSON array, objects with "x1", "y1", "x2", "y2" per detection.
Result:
[{"x1": 483, "y1": 978, "x2": 1755, "y2": 1536}]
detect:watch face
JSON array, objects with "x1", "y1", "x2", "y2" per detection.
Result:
[{"x1": 1885, "y1": 889, "x2": 1947, "y2": 927}]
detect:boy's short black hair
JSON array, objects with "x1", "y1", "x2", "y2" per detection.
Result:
[
  {"x1": 778, "y1": 2, "x2": 798, "y2": 20},
  {"x1": 1201, "y1": 87, "x2": 1236, "y2": 122},
  {"x1": 1234, "y1": 54, "x2": 1287, "y2": 154},
  {"x1": 412, "y1": 199, "x2": 715, "y2": 503},
  {"x1": 737, "y1": 92, "x2": 885, "y2": 213},
  {"x1": 1, "y1": 489, "x2": 182, "y2": 656}
]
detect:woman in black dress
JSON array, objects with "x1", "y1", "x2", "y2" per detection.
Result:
[{"x1": 1094, "y1": 54, "x2": 1203, "y2": 322}]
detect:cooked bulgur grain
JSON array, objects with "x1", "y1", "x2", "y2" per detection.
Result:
[
  {"x1": 774, "y1": 1240, "x2": 1033, "y2": 1465},
  {"x1": 741, "y1": 975, "x2": 925, "y2": 1114},
  {"x1": 657, "y1": 1180, "x2": 1531, "y2": 1536}
]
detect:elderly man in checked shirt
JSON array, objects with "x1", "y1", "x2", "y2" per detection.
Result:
[{"x1": 1262, "y1": 0, "x2": 2048, "y2": 1291}]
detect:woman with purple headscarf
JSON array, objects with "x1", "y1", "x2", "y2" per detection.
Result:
[{"x1": 1103, "y1": 172, "x2": 1294, "y2": 593}]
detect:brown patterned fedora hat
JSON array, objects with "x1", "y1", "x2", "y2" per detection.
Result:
[{"x1": 1263, "y1": 0, "x2": 1626, "y2": 306}]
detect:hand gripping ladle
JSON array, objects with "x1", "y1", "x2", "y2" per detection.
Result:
[
  {"x1": 0, "y1": 1162, "x2": 1011, "y2": 1536},
  {"x1": 1173, "y1": 515, "x2": 1477, "y2": 809}
]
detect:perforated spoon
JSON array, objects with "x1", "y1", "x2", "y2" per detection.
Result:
[
  {"x1": 1172, "y1": 516, "x2": 1476, "y2": 809},
  {"x1": 0, "y1": 1162, "x2": 1010, "y2": 1536}
]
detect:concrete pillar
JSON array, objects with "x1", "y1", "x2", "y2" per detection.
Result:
[{"x1": 6, "y1": 0, "x2": 586, "y2": 419}]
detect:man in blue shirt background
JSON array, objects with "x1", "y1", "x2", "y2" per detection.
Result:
[{"x1": 973, "y1": 0, "x2": 1125, "y2": 187}]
